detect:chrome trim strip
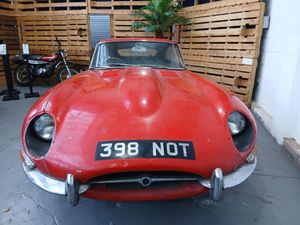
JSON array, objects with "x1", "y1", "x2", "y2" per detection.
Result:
[
  {"x1": 89, "y1": 177, "x2": 199, "y2": 185},
  {"x1": 22, "y1": 163, "x2": 89, "y2": 195},
  {"x1": 199, "y1": 156, "x2": 257, "y2": 189},
  {"x1": 21, "y1": 149, "x2": 36, "y2": 170}
]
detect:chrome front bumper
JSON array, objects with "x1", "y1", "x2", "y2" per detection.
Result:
[
  {"x1": 21, "y1": 149, "x2": 89, "y2": 206},
  {"x1": 22, "y1": 149, "x2": 256, "y2": 206},
  {"x1": 22, "y1": 164, "x2": 89, "y2": 195},
  {"x1": 199, "y1": 153, "x2": 257, "y2": 201}
]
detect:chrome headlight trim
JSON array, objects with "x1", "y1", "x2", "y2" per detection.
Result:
[
  {"x1": 33, "y1": 114, "x2": 55, "y2": 141},
  {"x1": 227, "y1": 111, "x2": 246, "y2": 135},
  {"x1": 227, "y1": 111, "x2": 255, "y2": 152}
]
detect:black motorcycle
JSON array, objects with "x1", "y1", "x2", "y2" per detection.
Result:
[{"x1": 13, "y1": 37, "x2": 79, "y2": 86}]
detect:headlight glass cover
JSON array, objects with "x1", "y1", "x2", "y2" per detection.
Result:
[
  {"x1": 34, "y1": 114, "x2": 55, "y2": 141},
  {"x1": 228, "y1": 111, "x2": 246, "y2": 135},
  {"x1": 61, "y1": 49, "x2": 67, "y2": 58}
]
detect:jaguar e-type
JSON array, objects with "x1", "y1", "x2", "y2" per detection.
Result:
[{"x1": 21, "y1": 38, "x2": 257, "y2": 206}]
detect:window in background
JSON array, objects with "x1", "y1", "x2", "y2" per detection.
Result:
[{"x1": 90, "y1": 15, "x2": 111, "y2": 48}]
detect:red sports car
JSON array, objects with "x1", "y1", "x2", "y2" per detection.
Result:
[{"x1": 20, "y1": 38, "x2": 257, "y2": 206}]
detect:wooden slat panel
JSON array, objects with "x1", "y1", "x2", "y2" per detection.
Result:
[
  {"x1": 89, "y1": 0, "x2": 147, "y2": 12},
  {"x1": 0, "y1": 0, "x2": 16, "y2": 16},
  {"x1": 17, "y1": 14, "x2": 91, "y2": 66},
  {"x1": 15, "y1": 10, "x2": 88, "y2": 16},
  {"x1": 183, "y1": 2, "x2": 261, "y2": 19},
  {"x1": 113, "y1": 13, "x2": 173, "y2": 39},
  {"x1": 13, "y1": 0, "x2": 87, "y2": 13},
  {"x1": 185, "y1": 0, "x2": 261, "y2": 11},
  {"x1": 179, "y1": 0, "x2": 265, "y2": 106}
]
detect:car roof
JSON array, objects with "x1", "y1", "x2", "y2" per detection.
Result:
[{"x1": 98, "y1": 38, "x2": 177, "y2": 44}]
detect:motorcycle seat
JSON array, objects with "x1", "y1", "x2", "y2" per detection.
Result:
[{"x1": 25, "y1": 55, "x2": 42, "y2": 60}]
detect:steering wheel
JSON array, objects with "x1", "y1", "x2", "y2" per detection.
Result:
[{"x1": 103, "y1": 57, "x2": 125, "y2": 65}]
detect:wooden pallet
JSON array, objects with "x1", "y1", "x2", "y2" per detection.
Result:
[
  {"x1": 13, "y1": 0, "x2": 87, "y2": 15},
  {"x1": 113, "y1": 14, "x2": 155, "y2": 38},
  {"x1": 0, "y1": 0, "x2": 15, "y2": 16},
  {"x1": 178, "y1": 0, "x2": 265, "y2": 106},
  {"x1": 89, "y1": 0, "x2": 147, "y2": 14},
  {"x1": 113, "y1": 14, "x2": 174, "y2": 39},
  {"x1": 0, "y1": 15, "x2": 19, "y2": 86},
  {"x1": 17, "y1": 14, "x2": 91, "y2": 65}
]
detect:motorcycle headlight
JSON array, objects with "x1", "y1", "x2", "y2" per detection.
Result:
[
  {"x1": 33, "y1": 114, "x2": 55, "y2": 141},
  {"x1": 62, "y1": 49, "x2": 67, "y2": 58},
  {"x1": 227, "y1": 111, "x2": 246, "y2": 135}
]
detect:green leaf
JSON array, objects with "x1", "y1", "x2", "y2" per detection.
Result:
[
  {"x1": 132, "y1": 22, "x2": 147, "y2": 31},
  {"x1": 131, "y1": 0, "x2": 189, "y2": 36},
  {"x1": 145, "y1": 24, "x2": 158, "y2": 32}
]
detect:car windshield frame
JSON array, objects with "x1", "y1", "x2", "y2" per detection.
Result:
[{"x1": 89, "y1": 41, "x2": 186, "y2": 71}]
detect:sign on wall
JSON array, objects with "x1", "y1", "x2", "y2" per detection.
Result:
[
  {"x1": 22, "y1": 44, "x2": 29, "y2": 55},
  {"x1": 0, "y1": 44, "x2": 7, "y2": 56}
]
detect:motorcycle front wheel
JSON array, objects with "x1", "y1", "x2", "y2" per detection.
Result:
[
  {"x1": 56, "y1": 66, "x2": 79, "y2": 83},
  {"x1": 14, "y1": 64, "x2": 30, "y2": 86}
]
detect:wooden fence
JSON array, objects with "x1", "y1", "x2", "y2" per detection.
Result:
[
  {"x1": 89, "y1": 0, "x2": 148, "y2": 14},
  {"x1": 0, "y1": 15, "x2": 19, "y2": 85},
  {"x1": 112, "y1": 14, "x2": 173, "y2": 39},
  {"x1": 113, "y1": 14, "x2": 152, "y2": 38},
  {"x1": 0, "y1": 1, "x2": 15, "y2": 16},
  {"x1": 13, "y1": 0, "x2": 88, "y2": 15},
  {"x1": 17, "y1": 14, "x2": 91, "y2": 65},
  {"x1": 178, "y1": 0, "x2": 265, "y2": 105}
]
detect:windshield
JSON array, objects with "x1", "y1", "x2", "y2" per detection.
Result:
[{"x1": 90, "y1": 41, "x2": 185, "y2": 70}]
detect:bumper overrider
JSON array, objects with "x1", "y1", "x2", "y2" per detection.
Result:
[{"x1": 21, "y1": 149, "x2": 257, "y2": 206}]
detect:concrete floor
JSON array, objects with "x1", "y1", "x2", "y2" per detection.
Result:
[{"x1": 1, "y1": 86, "x2": 300, "y2": 225}]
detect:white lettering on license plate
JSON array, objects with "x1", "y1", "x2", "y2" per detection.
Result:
[
  {"x1": 95, "y1": 140, "x2": 195, "y2": 160},
  {"x1": 152, "y1": 142, "x2": 190, "y2": 157}
]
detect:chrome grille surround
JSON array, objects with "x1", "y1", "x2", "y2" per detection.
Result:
[{"x1": 87, "y1": 171, "x2": 201, "y2": 188}]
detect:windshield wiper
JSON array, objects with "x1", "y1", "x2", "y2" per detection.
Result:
[
  {"x1": 90, "y1": 67, "x2": 109, "y2": 70},
  {"x1": 137, "y1": 64, "x2": 184, "y2": 70},
  {"x1": 91, "y1": 64, "x2": 184, "y2": 70},
  {"x1": 90, "y1": 64, "x2": 128, "y2": 70},
  {"x1": 108, "y1": 63, "x2": 130, "y2": 67}
]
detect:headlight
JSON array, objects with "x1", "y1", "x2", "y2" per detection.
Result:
[
  {"x1": 33, "y1": 114, "x2": 55, "y2": 141},
  {"x1": 227, "y1": 111, "x2": 254, "y2": 152},
  {"x1": 62, "y1": 49, "x2": 67, "y2": 58},
  {"x1": 228, "y1": 111, "x2": 246, "y2": 135}
]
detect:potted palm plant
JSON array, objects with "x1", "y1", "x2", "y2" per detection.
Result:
[{"x1": 131, "y1": 0, "x2": 189, "y2": 38}]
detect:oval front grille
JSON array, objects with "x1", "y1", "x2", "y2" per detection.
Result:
[{"x1": 87, "y1": 171, "x2": 201, "y2": 189}]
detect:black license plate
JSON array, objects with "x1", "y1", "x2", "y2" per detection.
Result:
[{"x1": 95, "y1": 140, "x2": 195, "y2": 160}]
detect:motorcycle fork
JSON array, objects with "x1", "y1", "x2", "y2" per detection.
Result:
[{"x1": 59, "y1": 51, "x2": 72, "y2": 78}]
